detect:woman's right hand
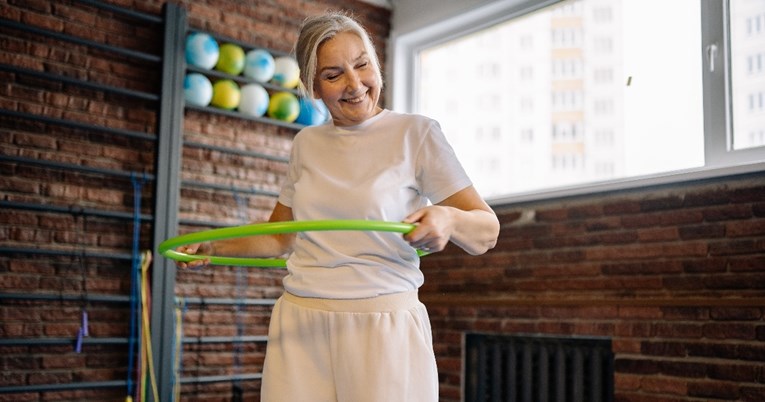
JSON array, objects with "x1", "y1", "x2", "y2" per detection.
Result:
[{"x1": 176, "y1": 242, "x2": 213, "y2": 269}]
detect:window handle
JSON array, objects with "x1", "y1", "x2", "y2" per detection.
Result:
[{"x1": 706, "y1": 43, "x2": 718, "y2": 72}]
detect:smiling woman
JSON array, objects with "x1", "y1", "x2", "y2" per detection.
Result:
[{"x1": 175, "y1": 10, "x2": 499, "y2": 402}]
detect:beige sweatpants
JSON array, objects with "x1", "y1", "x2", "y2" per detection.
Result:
[{"x1": 260, "y1": 290, "x2": 439, "y2": 402}]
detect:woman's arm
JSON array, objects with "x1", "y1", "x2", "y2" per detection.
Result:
[
  {"x1": 403, "y1": 186, "x2": 499, "y2": 255},
  {"x1": 176, "y1": 202, "x2": 295, "y2": 268}
]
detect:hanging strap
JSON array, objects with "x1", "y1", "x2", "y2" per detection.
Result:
[
  {"x1": 126, "y1": 172, "x2": 145, "y2": 400},
  {"x1": 72, "y1": 207, "x2": 89, "y2": 353}
]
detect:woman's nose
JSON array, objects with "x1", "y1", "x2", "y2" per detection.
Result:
[{"x1": 345, "y1": 70, "x2": 362, "y2": 90}]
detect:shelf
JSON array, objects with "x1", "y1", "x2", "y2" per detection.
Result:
[
  {"x1": 184, "y1": 29, "x2": 309, "y2": 131},
  {"x1": 186, "y1": 65, "x2": 300, "y2": 96},
  {"x1": 185, "y1": 103, "x2": 304, "y2": 131}
]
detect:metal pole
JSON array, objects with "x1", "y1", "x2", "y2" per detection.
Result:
[
  {"x1": 0, "y1": 381, "x2": 125, "y2": 394},
  {"x1": 73, "y1": 0, "x2": 164, "y2": 24},
  {"x1": 0, "y1": 109, "x2": 157, "y2": 141},
  {"x1": 150, "y1": 3, "x2": 186, "y2": 401},
  {"x1": 0, "y1": 17, "x2": 161, "y2": 63}
]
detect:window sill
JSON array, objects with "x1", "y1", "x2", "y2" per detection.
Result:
[{"x1": 488, "y1": 160, "x2": 765, "y2": 206}]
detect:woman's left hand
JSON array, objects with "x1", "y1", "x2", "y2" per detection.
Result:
[
  {"x1": 402, "y1": 186, "x2": 500, "y2": 256},
  {"x1": 402, "y1": 206, "x2": 454, "y2": 253}
]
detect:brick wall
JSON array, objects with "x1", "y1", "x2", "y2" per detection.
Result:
[
  {"x1": 0, "y1": 1, "x2": 161, "y2": 401},
  {"x1": 1, "y1": 0, "x2": 390, "y2": 401},
  {"x1": 420, "y1": 173, "x2": 765, "y2": 401},
  {"x1": 1, "y1": 0, "x2": 163, "y2": 399}
]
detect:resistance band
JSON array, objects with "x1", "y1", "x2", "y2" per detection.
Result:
[
  {"x1": 72, "y1": 208, "x2": 89, "y2": 353},
  {"x1": 139, "y1": 250, "x2": 159, "y2": 401},
  {"x1": 126, "y1": 173, "x2": 144, "y2": 402}
]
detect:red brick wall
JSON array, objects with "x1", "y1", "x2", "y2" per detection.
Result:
[
  {"x1": 1, "y1": 0, "x2": 162, "y2": 399},
  {"x1": 1, "y1": 0, "x2": 390, "y2": 401},
  {"x1": 420, "y1": 174, "x2": 765, "y2": 401}
]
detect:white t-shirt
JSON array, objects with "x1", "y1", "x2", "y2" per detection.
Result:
[{"x1": 278, "y1": 109, "x2": 472, "y2": 298}]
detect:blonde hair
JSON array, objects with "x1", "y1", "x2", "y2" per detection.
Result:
[{"x1": 294, "y1": 11, "x2": 382, "y2": 100}]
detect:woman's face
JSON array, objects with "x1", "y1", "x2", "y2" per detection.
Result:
[{"x1": 313, "y1": 31, "x2": 382, "y2": 127}]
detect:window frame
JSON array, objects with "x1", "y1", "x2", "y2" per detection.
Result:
[{"x1": 389, "y1": 0, "x2": 765, "y2": 205}]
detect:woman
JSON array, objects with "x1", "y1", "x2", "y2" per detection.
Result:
[{"x1": 179, "y1": 12, "x2": 499, "y2": 402}]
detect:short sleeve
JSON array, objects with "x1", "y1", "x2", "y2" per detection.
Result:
[{"x1": 416, "y1": 119, "x2": 473, "y2": 204}]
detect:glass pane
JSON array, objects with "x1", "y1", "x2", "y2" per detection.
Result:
[
  {"x1": 730, "y1": 0, "x2": 765, "y2": 150},
  {"x1": 416, "y1": 0, "x2": 704, "y2": 198}
]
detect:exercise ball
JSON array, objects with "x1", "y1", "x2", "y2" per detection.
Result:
[
  {"x1": 243, "y1": 49, "x2": 275, "y2": 83},
  {"x1": 238, "y1": 84, "x2": 270, "y2": 117},
  {"x1": 186, "y1": 32, "x2": 219, "y2": 70},
  {"x1": 296, "y1": 98, "x2": 329, "y2": 126},
  {"x1": 183, "y1": 73, "x2": 213, "y2": 107},
  {"x1": 271, "y1": 56, "x2": 300, "y2": 88},
  {"x1": 267, "y1": 91, "x2": 300, "y2": 122},
  {"x1": 210, "y1": 79, "x2": 240, "y2": 110},
  {"x1": 215, "y1": 43, "x2": 245, "y2": 76}
]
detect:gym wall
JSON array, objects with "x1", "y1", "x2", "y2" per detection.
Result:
[{"x1": 1, "y1": 0, "x2": 389, "y2": 401}]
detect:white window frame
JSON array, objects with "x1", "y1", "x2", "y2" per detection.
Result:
[{"x1": 389, "y1": 0, "x2": 765, "y2": 205}]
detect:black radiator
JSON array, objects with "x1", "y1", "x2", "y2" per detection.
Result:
[{"x1": 464, "y1": 333, "x2": 614, "y2": 402}]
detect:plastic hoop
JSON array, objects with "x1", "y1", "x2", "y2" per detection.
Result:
[{"x1": 158, "y1": 219, "x2": 422, "y2": 268}]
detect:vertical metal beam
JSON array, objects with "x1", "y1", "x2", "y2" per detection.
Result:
[
  {"x1": 506, "y1": 343, "x2": 516, "y2": 402},
  {"x1": 490, "y1": 342, "x2": 501, "y2": 402},
  {"x1": 151, "y1": 3, "x2": 185, "y2": 402},
  {"x1": 590, "y1": 348, "x2": 603, "y2": 402},
  {"x1": 521, "y1": 344, "x2": 532, "y2": 402},
  {"x1": 554, "y1": 343, "x2": 565, "y2": 402},
  {"x1": 475, "y1": 340, "x2": 487, "y2": 402},
  {"x1": 537, "y1": 345, "x2": 549, "y2": 402},
  {"x1": 572, "y1": 348, "x2": 584, "y2": 402}
]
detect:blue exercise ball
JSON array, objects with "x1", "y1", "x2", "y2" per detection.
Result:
[
  {"x1": 184, "y1": 73, "x2": 213, "y2": 107},
  {"x1": 186, "y1": 32, "x2": 219, "y2": 70},
  {"x1": 296, "y1": 98, "x2": 329, "y2": 126},
  {"x1": 243, "y1": 49, "x2": 275, "y2": 83}
]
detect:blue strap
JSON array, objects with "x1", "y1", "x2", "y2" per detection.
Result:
[{"x1": 126, "y1": 173, "x2": 144, "y2": 397}]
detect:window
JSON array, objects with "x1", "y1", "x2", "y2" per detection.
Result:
[
  {"x1": 593, "y1": 6, "x2": 613, "y2": 23},
  {"x1": 391, "y1": 0, "x2": 765, "y2": 202},
  {"x1": 730, "y1": 0, "x2": 765, "y2": 151},
  {"x1": 593, "y1": 67, "x2": 613, "y2": 83}
]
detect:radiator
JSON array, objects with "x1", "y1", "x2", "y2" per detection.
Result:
[{"x1": 464, "y1": 333, "x2": 614, "y2": 402}]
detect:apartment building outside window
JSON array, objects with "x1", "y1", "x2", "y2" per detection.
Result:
[{"x1": 395, "y1": 0, "x2": 765, "y2": 201}]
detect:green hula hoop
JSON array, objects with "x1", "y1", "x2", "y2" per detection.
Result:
[{"x1": 158, "y1": 219, "x2": 423, "y2": 268}]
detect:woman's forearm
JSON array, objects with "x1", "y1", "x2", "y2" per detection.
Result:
[
  {"x1": 446, "y1": 207, "x2": 500, "y2": 255},
  {"x1": 210, "y1": 232, "x2": 295, "y2": 258},
  {"x1": 210, "y1": 201, "x2": 295, "y2": 258}
]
